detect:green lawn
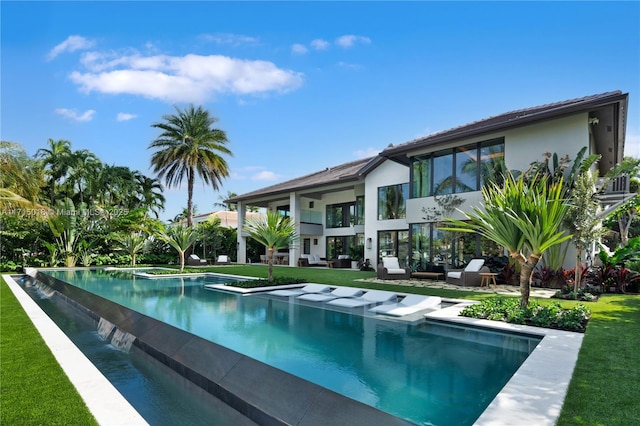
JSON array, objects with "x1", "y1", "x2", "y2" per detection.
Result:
[
  {"x1": 2, "y1": 265, "x2": 639, "y2": 425},
  {"x1": 0, "y1": 278, "x2": 98, "y2": 426}
]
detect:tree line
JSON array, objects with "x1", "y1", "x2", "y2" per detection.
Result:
[{"x1": 0, "y1": 105, "x2": 240, "y2": 271}]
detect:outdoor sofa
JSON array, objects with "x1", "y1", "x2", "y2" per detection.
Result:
[{"x1": 297, "y1": 254, "x2": 328, "y2": 267}]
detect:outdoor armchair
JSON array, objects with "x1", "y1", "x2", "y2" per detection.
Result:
[
  {"x1": 445, "y1": 258, "x2": 489, "y2": 287},
  {"x1": 377, "y1": 257, "x2": 411, "y2": 280},
  {"x1": 187, "y1": 254, "x2": 208, "y2": 266}
]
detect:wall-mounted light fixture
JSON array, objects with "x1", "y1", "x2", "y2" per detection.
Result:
[{"x1": 366, "y1": 237, "x2": 372, "y2": 249}]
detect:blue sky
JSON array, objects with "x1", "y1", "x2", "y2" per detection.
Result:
[{"x1": 2, "y1": 1, "x2": 639, "y2": 222}]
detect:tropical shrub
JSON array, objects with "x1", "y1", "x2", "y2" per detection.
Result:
[{"x1": 460, "y1": 297, "x2": 590, "y2": 332}]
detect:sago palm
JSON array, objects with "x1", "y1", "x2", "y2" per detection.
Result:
[
  {"x1": 149, "y1": 105, "x2": 232, "y2": 227},
  {"x1": 243, "y1": 211, "x2": 298, "y2": 282},
  {"x1": 443, "y1": 172, "x2": 571, "y2": 306}
]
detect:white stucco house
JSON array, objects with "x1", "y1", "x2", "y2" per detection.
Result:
[{"x1": 228, "y1": 91, "x2": 630, "y2": 272}]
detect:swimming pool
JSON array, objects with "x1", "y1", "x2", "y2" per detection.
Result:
[{"x1": 36, "y1": 269, "x2": 540, "y2": 425}]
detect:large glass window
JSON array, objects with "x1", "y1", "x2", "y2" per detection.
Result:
[
  {"x1": 378, "y1": 183, "x2": 409, "y2": 220},
  {"x1": 326, "y1": 235, "x2": 364, "y2": 260},
  {"x1": 432, "y1": 150, "x2": 454, "y2": 195},
  {"x1": 412, "y1": 157, "x2": 430, "y2": 198},
  {"x1": 456, "y1": 145, "x2": 479, "y2": 192},
  {"x1": 410, "y1": 138, "x2": 505, "y2": 198},
  {"x1": 409, "y1": 222, "x2": 503, "y2": 270},
  {"x1": 326, "y1": 200, "x2": 363, "y2": 228},
  {"x1": 355, "y1": 195, "x2": 365, "y2": 225},
  {"x1": 479, "y1": 141, "x2": 506, "y2": 187},
  {"x1": 377, "y1": 230, "x2": 409, "y2": 267}
]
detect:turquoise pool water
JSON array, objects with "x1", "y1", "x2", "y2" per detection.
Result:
[{"x1": 44, "y1": 269, "x2": 540, "y2": 425}]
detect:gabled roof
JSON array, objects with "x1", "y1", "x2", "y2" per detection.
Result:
[
  {"x1": 381, "y1": 91, "x2": 628, "y2": 165},
  {"x1": 228, "y1": 156, "x2": 382, "y2": 203}
]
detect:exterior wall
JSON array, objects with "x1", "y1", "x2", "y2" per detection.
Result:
[
  {"x1": 404, "y1": 113, "x2": 589, "y2": 270},
  {"x1": 364, "y1": 160, "x2": 410, "y2": 263},
  {"x1": 504, "y1": 113, "x2": 589, "y2": 173}
]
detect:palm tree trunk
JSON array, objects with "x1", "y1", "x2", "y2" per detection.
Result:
[
  {"x1": 574, "y1": 247, "x2": 582, "y2": 293},
  {"x1": 187, "y1": 168, "x2": 194, "y2": 227},
  {"x1": 519, "y1": 253, "x2": 541, "y2": 307},
  {"x1": 268, "y1": 247, "x2": 274, "y2": 282},
  {"x1": 179, "y1": 251, "x2": 185, "y2": 272}
]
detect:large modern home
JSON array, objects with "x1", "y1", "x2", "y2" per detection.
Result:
[{"x1": 228, "y1": 91, "x2": 630, "y2": 271}]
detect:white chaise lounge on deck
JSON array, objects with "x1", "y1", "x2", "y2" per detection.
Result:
[
  {"x1": 369, "y1": 294, "x2": 442, "y2": 316},
  {"x1": 326, "y1": 290, "x2": 398, "y2": 308},
  {"x1": 268, "y1": 284, "x2": 331, "y2": 297},
  {"x1": 297, "y1": 286, "x2": 363, "y2": 302}
]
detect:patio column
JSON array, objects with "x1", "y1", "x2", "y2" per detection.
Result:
[
  {"x1": 236, "y1": 201, "x2": 247, "y2": 264},
  {"x1": 289, "y1": 192, "x2": 301, "y2": 266}
]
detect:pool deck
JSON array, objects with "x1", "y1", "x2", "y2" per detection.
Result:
[{"x1": 4, "y1": 271, "x2": 582, "y2": 426}]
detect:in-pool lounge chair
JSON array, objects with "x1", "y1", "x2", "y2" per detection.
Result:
[
  {"x1": 326, "y1": 290, "x2": 398, "y2": 308},
  {"x1": 268, "y1": 284, "x2": 331, "y2": 297},
  {"x1": 297, "y1": 286, "x2": 363, "y2": 302},
  {"x1": 187, "y1": 254, "x2": 208, "y2": 266},
  {"x1": 377, "y1": 257, "x2": 411, "y2": 280},
  {"x1": 445, "y1": 258, "x2": 489, "y2": 287},
  {"x1": 369, "y1": 294, "x2": 442, "y2": 316}
]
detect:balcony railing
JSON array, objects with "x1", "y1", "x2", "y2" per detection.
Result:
[{"x1": 597, "y1": 174, "x2": 629, "y2": 195}]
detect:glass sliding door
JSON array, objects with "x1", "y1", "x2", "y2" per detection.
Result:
[{"x1": 377, "y1": 230, "x2": 409, "y2": 267}]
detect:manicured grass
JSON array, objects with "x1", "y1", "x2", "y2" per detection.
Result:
[
  {"x1": 3, "y1": 265, "x2": 639, "y2": 424},
  {"x1": 557, "y1": 294, "x2": 640, "y2": 425},
  {"x1": 0, "y1": 280, "x2": 98, "y2": 425}
]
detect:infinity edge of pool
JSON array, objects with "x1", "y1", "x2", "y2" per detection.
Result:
[{"x1": 3, "y1": 270, "x2": 583, "y2": 426}]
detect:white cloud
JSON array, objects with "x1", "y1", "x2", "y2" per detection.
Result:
[
  {"x1": 337, "y1": 62, "x2": 362, "y2": 71},
  {"x1": 54, "y1": 108, "x2": 95, "y2": 122},
  {"x1": 335, "y1": 34, "x2": 371, "y2": 48},
  {"x1": 200, "y1": 33, "x2": 259, "y2": 46},
  {"x1": 116, "y1": 112, "x2": 137, "y2": 121},
  {"x1": 353, "y1": 147, "x2": 380, "y2": 159},
  {"x1": 311, "y1": 39, "x2": 330, "y2": 50},
  {"x1": 252, "y1": 170, "x2": 280, "y2": 181},
  {"x1": 47, "y1": 35, "x2": 95, "y2": 60},
  {"x1": 291, "y1": 43, "x2": 308, "y2": 55},
  {"x1": 70, "y1": 52, "x2": 304, "y2": 103}
]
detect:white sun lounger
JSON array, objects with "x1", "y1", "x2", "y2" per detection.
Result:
[
  {"x1": 297, "y1": 286, "x2": 364, "y2": 302},
  {"x1": 368, "y1": 295, "x2": 442, "y2": 316},
  {"x1": 326, "y1": 290, "x2": 398, "y2": 308},
  {"x1": 268, "y1": 284, "x2": 331, "y2": 297}
]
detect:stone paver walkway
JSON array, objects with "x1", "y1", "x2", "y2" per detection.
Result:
[{"x1": 359, "y1": 277, "x2": 557, "y2": 298}]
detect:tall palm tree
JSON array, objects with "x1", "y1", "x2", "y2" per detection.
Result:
[
  {"x1": 214, "y1": 190, "x2": 238, "y2": 211},
  {"x1": 0, "y1": 141, "x2": 47, "y2": 211},
  {"x1": 65, "y1": 149, "x2": 102, "y2": 204},
  {"x1": 243, "y1": 210, "x2": 298, "y2": 282},
  {"x1": 135, "y1": 174, "x2": 165, "y2": 218},
  {"x1": 36, "y1": 138, "x2": 72, "y2": 205},
  {"x1": 443, "y1": 173, "x2": 571, "y2": 306},
  {"x1": 149, "y1": 104, "x2": 232, "y2": 227}
]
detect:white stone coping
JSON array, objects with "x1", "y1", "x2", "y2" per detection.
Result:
[
  {"x1": 426, "y1": 302, "x2": 584, "y2": 426},
  {"x1": 2, "y1": 274, "x2": 149, "y2": 426}
]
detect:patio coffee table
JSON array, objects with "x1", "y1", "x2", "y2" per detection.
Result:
[{"x1": 411, "y1": 272, "x2": 444, "y2": 280}]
